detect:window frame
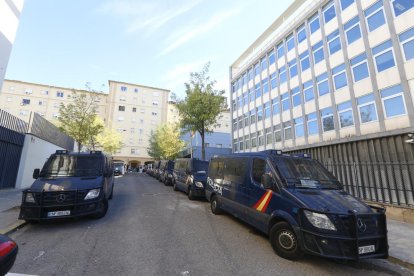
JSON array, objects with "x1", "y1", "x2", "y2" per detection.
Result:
[
  {"x1": 303, "y1": 80, "x2": 314, "y2": 102},
  {"x1": 364, "y1": 1, "x2": 386, "y2": 32},
  {"x1": 309, "y1": 13, "x2": 320, "y2": 34},
  {"x1": 332, "y1": 63, "x2": 348, "y2": 90},
  {"x1": 327, "y1": 30, "x2": 341, "y2": 55},
  {"x1": 344, "y1": 16, "x2": 361, "y2": 45},
  {"x1": 323, "y1": 1, "x2": 336, "y2": 24},
  {"x1": 350, "y1": 53, "x2": 370, "y2": 82},
  {"x1": 321, "y1": 107, "x2": 335, "y2": 132},
  {"x1": 391, "y1": 0, "x2": 414, "y2": 17},
  {"x1": 316, "y1": 73, "x2": 330, "y2": 96},
  {"x1": 312, "y1": 41, "x2": 325, "y2": 65},
  {"x1": 307, "y1": 112, "x2": 318, "y2": 135},
  {"x1": 294, "y1": 117, "x2": 305, "y2": 137},
  {"x1": 380, "y1": 85, "x2": 407, "y2": 118},
  {"x1": 372, "y1": 40, "x2": 396, "y2": 73},
  {"x1": 357, "y1": 93, "x2": 378, "y2": 124},
  {"x1": 399, "y1": 27, "x2": 414, "y2": 62},
  {"x1": 337, "y1": 101, "x2": 354, "y2": 128}
]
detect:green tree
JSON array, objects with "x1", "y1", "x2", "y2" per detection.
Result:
[
  {"x1": 147, "y1": 124, "x2": 185, "y2": 160},
  {"x1": 88, "y1": 117, "x2": 105, "y2": 150},
  {"x1": 176, "y1": 62, "x2": 226, "y2": 160},
  {"x1": 58, "y1": 91, "x2": 100, "y2": 151},
  {"x1": 96, "y1": 128, "x2": 123, "y2": 154}
]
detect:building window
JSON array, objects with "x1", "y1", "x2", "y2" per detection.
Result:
[
  {"x1": 321, "y1": 107, "x2": 335, "y2": 132},
  {"x1": 323, "y1": 1, "x2": 336, "y2": 24},
  {"x1": 130, "y1": 128, "x2": 135, "y2": 134},
  {"x1": 317, "y1": 72, "x2": 329, "y2": 96},
  {"x1": 117, "y1": 116, "x2": 125, "y2": 121},
  {"x1": 292, "y1": 86, "x2": 301, "y2": 107},
  {"x1": 41, "y1": 90, "x2": 49, "y2": 95},
  {"x1": 327, "y1": 30, "x2": 341, "y2": 55},
  {"x1": 132, "y1": 107, "x2": 137, "y2": 112},
  {"x1": 288, "y1": 59, "x2": 298, "y2": 78},
  {"x1": 248, "y1": 68, "x2": 254, "y2": 81},
  {"x1": 332, "y1": 63, "x2": 347, "y2": 90},
  {"x1": 261, "y1": 56, "x2": 268, "y2": 71},
  {"x1": 244, "y1": 114, "x2": 249, "y2": 126},
  {"x1": 139, "y1": 129, "x2": 143, "y2": 134},
  {"x1": 309, "y1": 13, "x2": 320, "y2": 34},
  {"x1": 238, "y1": 96, "x2": 243, "y2": 109},
  {"x1": 270, "y1": 73, "x2": 277, "y2": 90},
  {"x1": 232, "y1": 83, "x2": 236, "y2": 94},
  {"x1": 372, "y1": 40, "x2": 396, "y2": 72},
  {"x1": 357, "y1": 93, "x2": 378, "y2": 123},
  {"x1": 284, "y1": 122, "x2": 293, "y2": 140},
  {"x1": 251, "y1": 133, "x2": 257, "y2": 148},
  {"x1": 337, "y1": 101, "x2": 354, "y2": 128},
  {"x1": 258, "y1": 130, "x2": 264, "y2": 146},
  {"x1": 277, "y1": 43, "x2": 285, "y2": 60},
  {"x1": 243, "y1": 72, "x2": 248, "y2": 85},
  {"x1": 257, "y1": 106, "x2": 263, "y2": 122},
  {"x1": 238, "y1": 116, "x2": 244, "y2": 129},
  {"x1": 279, "y1": 66, "x2": 287, "y2": 84},
  {"x1": 217, "y1": 143, "x2": 223, "y2": 148},
  {"x1": 392, "y1": 0, "x2": 414, "y2": 16},
  {"x1": 121, "y1": 86, "x2": 127, "y2": 92},
  {"x1": 131, "y1": 148, "x2": 137, "y2": 154},
  {"x1": 254, "y1": 63, "x2": 260, "y2": 76},
  {"x1": 340, "y1": 0, "x2": 354, "y2": 10},
  {"x1": 364, "y1": 1, "x2": 386, "y2": 32},
  {"x1": 274, "y1": 124, "x2": 282, "y2": 143},
  {"x1": 248, "y1": 88, "x2": 255, "y2": 103},
  {"x1": 232, "y1": 99, "x2": 237, "y2": 110},
  {"x1": 20, "y1": 110, "x2": 28, "y2": 116},
  {"x1": 262, "y1": 78, "x2": 269, "y2": 94},
  {"x1": 25, "y1": 89, "x2": 32, "y2": 95},
  {"x1": 239, "y1": 138, "x2": 244, "y2": 151},
  {"x1": 56, "y1": 91, "x2": 64, "y2": 97},
  {"x1": 53, "y1": 102, "x2": 59, "y2": 108},
  {"x1": 265, "y1": 127, "x2": 272, "y2": 145},
  {"x1": 119, "y1": 96, "x2": 126, "y2": 102},
  {"x1": 281, "y1": 92, "x2": 290, "y2": 111},
  {"x1": 272, "y1": 98, "x2": 280, "y2": 116},
  {"x1": 297, "y1": 24, "x2": 307, "y2": 43},
  {"x1": 399, "y1": 28, "x2": 414, "y2": 61},
  {"x1": 134, "y1": 88, "x2": 139, "y2": 93},
  {"x1": 350, "y1": 53, "x2": 369, "y2": 82},
  {"x1": 299, "y1": 50, "x2": 310, "y2": 72},
  {"x1": 344, "y1": 16, "x2": 361, "y2": 45},
  {"x1": 152, "y1": 112, "x2": 158, "y2": 116},
  {"x1": 38, "y1": 100, "x2": 44, "y2": 106},
  {"x1": 255, "y1": 83, "x2": 261, "y2": 99},
  {"x1": 307, "y1": 112, "x2": 318, "y2": 135},
  {"x1": 312, "y1": 41, "x2": 325, "y2": 64},
  {"x1": 303, "y1": 80, "x2": 314, "y2": 102},
  {"x1": 7, "y1": 97, "x2": 12, "y2": 102},
  {"x1": 268, "y1": 50, "x2": 276, "y2": 65},
  {"x1": 243, "y1": 93, "x2": 248, "y2": 106},
  {"x1": 119, "y1": 105, "x2": 125, "y2": 111},
  {"x1": 294, "y1": 117, "x2": 304, "y2": 137},
  {"x1": 286, "y1": 33, "x2": 295, "y2": 52},
  {"x1": 22, "y1": 99, "x2": 30, "y2": 105},
  {"x1": 152, "y1": 101, "x2": 159, "y2": 106},
  {"x1": 245, "y1": 135, "x2": 250, "y2": 150},
  {"x1": 250, "y1": 109, "x2": 256, "y2": 125},
  {"x1": 380, "y1": 84, "x2": 406, "y2": 118},
  {"x1": 264, "y1": 102, "x2": 271, "y2": 119}
]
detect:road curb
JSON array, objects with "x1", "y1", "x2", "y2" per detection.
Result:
[
  {"x1": 0, "y1": 220, "x2": 27, "y2": 235},
  {"x1": 388, "y1": 256, "x2": 414, "y2": 271}
]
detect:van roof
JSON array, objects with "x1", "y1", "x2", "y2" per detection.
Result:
[{"x1": 212, "y1": 150, "x2": 311, "y2": 160}]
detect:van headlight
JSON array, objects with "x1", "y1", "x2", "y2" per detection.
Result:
[
  {"x1": 304, "y1": 210, "x2": 336, "y2": 231},
  {"x1": 84, "y1": 189, "x2": 100, "y2": 200},
  {"x1": 195, "y1": 181, "x2": 204, "y2": 188},
  {"x1": 25, "y1": 193, "x2": 36, "y2": 203}
]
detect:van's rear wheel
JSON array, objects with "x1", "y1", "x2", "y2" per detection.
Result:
[
  {"x1": 188, "y1": 187, "x2": 195, "y2": 200},
  {"x1": 91, "y1": 198, "x2": 108, "y2": 219},
  {"x1": 173, "y1": 181, "x2": 178, "y2": 191},
  {"x1": 269, "y1": 222, "x2": 303, "y2": 260},
  {"x1": 210, "y1": 195, "x2": 222, "y2": 214},
  {"x1": 108, "y1": 185, "x2": 114, "y2": 200}
]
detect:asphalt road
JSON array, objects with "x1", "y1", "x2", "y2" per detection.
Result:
[{"x1": 7, "y1": 174, "x2": 414, "y2": 276}]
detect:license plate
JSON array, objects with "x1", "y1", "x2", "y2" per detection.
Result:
[
  {"x1": 358, "y1": 245, "x2": 375, "y2": 254},
  {"x1": 47, "y1": 210, "x2": 71, "y2": 217}
]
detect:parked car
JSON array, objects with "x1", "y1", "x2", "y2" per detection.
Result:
[
  {"x1": 173, "y1": 158, "x2": 209, "y2": 200},
  {"x1": 0, "y1": 234, "x2": 18, "y2": 275},
  {"x1": 159, "y1": 160, "x2": 175, "y2": 185},
  {"x1": 19, "y1": 150, "x2": 115, "y2": 222},
  {"x1": 113, "y1": 162, "x2": 125, "y2": 176},
  {"x1": 205, "y1": 150, "x2": 388, "y2": 261}
]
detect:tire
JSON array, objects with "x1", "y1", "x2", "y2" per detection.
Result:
[
  {"x1": 173, "y1": 181, "x2": 178, "y2": 191},
  {"x1": 269, "y1": 222, "x2": 304, "y2": 261},
  {"x1": 91, "y1": 198, "x2": 108, "y2": 219},
  {"x1": 188, "y1": 187, "x2": 195, "y2": 200},
  {"x1": 108, "y1": 185, "x2": 114, "y2": 200},
  {"x1": 210, "y1": 195, "x2": 222, "y2": 215}
]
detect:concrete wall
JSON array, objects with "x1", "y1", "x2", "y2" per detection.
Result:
[{"x1": 15, "y1": 134, "x2": 64, "y2": 189}]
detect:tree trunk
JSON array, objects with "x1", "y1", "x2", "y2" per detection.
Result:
[
  {"x1": 201, "y1": 130, "x2": 205, "y2": 161},
  {"x1": 77, "y1": 141, "x2": 82, "y2": 153}
]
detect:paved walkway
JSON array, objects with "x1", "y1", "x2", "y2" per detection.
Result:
[{"x1": 1, "y1": 188, "x2": 413, "y2": 268}]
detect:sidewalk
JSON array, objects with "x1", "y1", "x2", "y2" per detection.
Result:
[{"x1": 1, "y1": 188, "x2": 413, "y2": 268}]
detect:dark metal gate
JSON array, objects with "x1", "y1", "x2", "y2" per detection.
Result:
[{"x1": 0, "y1": 109, "x2": 27, "y2": 189}]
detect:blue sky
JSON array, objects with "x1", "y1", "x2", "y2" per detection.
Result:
[{"x1": 6, "y1": 0, "x2": 294, "y2": 100}]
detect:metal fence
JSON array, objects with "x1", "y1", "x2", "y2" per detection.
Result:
[
  {"x1": 323, "y1": 161, "x2": 414, "y2": 207},
  {"x1": 29, "y1": 112, "x2": 74, "y2": 150},
  {"x1": 0, "y1": 109, "x2": 28, "y2": 133}
]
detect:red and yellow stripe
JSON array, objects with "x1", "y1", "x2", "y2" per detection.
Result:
[{"x1": 252, "y1": 190, "x2": 273, "y2": 213}]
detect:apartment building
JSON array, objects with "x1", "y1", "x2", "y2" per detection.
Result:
[
  {"x1": 0, "y1": 0, "x2": 25, "y2": 90},
  {"x1": 230, "y1": 0, "x2": 414, "y2": 155},
  {"x1": 0, "y1": 79, "x2": 170, "y2": 167}
]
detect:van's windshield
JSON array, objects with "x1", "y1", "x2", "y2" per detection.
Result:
[
  {"x1": 271, "y1": 157, "x2": 341, "y2": 189},
  {"x1": 40, "y1": 155, "x2": 103, "y2": 177},
  {"x1": 193, "y1": 160, "x2": 209, "y2": 174}
]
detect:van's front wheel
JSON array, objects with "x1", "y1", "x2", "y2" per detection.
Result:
[
  {"x1": 269, "y1": 222, "x2": 303, "y2": 260},
  {"x1": 210, "y1": 195, "x2": 222, "y2": 214},
  {"x1": 91, "y1": 198, "x2": 108, "y2": 219}
]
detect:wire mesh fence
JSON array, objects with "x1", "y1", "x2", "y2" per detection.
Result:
[{"x1": 323, "y1": 161, "x2": 414, "y2": 207}]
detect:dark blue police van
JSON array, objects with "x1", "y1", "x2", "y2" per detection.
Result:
[
  {"x1": 206, "y1": 150, "x2": 388, "y2": 261},
  {"x1": 173, "y1": 158, "x2": 209, "y2": 200},
  {"x1": 19, "y1": 150, "x2": 114, "y2": 221}
]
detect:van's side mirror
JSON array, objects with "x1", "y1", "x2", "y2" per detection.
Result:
[
  {"x1": 261, "y1": 174, "x2": 274, "y2": 189},
  {"x1": 33, "y1": 169, "x2": 40, "y2": 179}
]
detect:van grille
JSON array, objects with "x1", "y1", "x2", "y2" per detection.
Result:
[{"x1": 33, "y1": 190, "x2": 88, "y2": 206}]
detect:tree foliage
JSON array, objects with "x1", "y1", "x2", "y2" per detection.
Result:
[
  {"x1": 176, "y1": 62, "x2": 226, "y2": 160},
  {"x1": 96, "y1": 128, "x2": 123, "y2": 154},
  {"x1": 58, "y1": 91, "x2": 100, "y2": 151},
  {"x1": 147, "y1": 124, "x2": 185, "y2": 160}
]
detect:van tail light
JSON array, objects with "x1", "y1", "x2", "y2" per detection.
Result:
[{"x1": 0, "y1": 240, "x2": 17, "y2": 257}]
